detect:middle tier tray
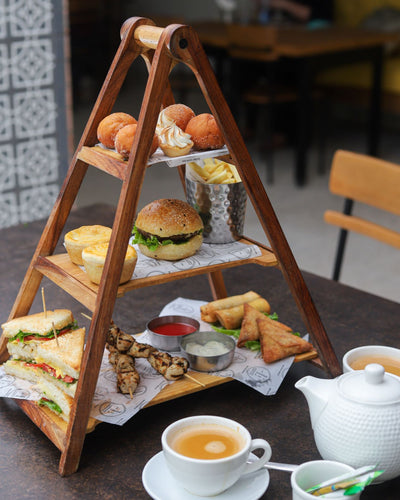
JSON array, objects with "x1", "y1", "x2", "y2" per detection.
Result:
[{"x1": 34, "y1": 238, "x2": 278, "y2": 311}]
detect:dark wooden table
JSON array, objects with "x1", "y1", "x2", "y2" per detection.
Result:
[{"x1": 1, "y1": 204, "x2": 399, "y2": 499}]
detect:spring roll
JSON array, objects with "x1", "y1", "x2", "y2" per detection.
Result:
[
  {"x1": 215, "y1": 297, "x2": 270, "y2": 330},
  {"x1": 200, "y1": 291, "x2": 260, "y2": 323}
]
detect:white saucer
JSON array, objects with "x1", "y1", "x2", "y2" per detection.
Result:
[{"x1": 142, "y1": 451, "x2": 270, "y2": 500}]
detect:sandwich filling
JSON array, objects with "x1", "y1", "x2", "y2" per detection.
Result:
[
  {"x1": 38, "y1": 398, "x2": 62, "y2": 415},
  {"x1": 18, "y1": 359, "x2": 76, "y2": 385},
  {"x1": 8, "y1": 321, "x2": 78, "y2": 344},
  {"x1": 132, "y1": 225, "x2": 203, "y2": 251}
]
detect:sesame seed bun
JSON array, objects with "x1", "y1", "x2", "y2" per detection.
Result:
[{"x1": 134, "y1": 199, "x2": 204, "y2": 260}]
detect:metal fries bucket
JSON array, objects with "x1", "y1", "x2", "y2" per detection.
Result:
[{"x1": 185, "y1": 176, "x2": 247, "y2": 244}]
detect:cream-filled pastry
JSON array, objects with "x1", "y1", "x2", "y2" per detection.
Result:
[
  {"x1": 156, "y1": 104, "x2": 195, "y2": 135},
  {"x1": 158, "y1": 123, "x2": 194, "y2": 157},
  {"x1": 156, "y1": 109, "x2": 175, "y2": 136}
]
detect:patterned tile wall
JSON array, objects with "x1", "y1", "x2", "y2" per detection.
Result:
[{"x1": 0, "y1": 0, "x2": 70, "y2": 228}]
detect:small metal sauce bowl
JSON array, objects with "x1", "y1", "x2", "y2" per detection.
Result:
[
  {"x1": 146, "y1": 315, "x2": 200, "y2": 351},
  {"x1": 179, "y1": 330, "x2": 235, "y2": 372}
]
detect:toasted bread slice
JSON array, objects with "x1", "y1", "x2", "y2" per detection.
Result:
[
  {"x1": 3, "y1": 358, "x2": 78, "y2": 396},
  {"x1": 3, "y1": 359, "x2": 39, "y2": 384},
  {"x1": 257, "y1": 316, "x2": 313, "y2": 363},
  {"x1": 6, "y1": 340, "x2": 41, "y2": 360},
  {"x1": 2, "y1": 309, "x2": 74, "y2": 338},
  {"x1": 36, "y1": 327, "x2": 85, "y2": 380},
  {"x1": 38, "y1": 379, "x2": 74, "y2": 422}
]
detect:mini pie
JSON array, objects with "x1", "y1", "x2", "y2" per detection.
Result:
[
  {"x1": 82, "y1": 242, "x2": 137, "y2": 285},
  {"x1": 64, "y1": 225, "x2": 112, "y2": 266}
]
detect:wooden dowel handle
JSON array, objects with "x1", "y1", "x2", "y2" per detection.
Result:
[{"x1": 134, "y1": 25, "x2": 164, "y2": 49}]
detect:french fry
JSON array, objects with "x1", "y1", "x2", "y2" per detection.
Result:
[
  {"x1": 188, "y1": 161, "x2": 206, "y2": 177},
  {"x1": 187, "y1": 158, "x2": 242, "y2": 184}
]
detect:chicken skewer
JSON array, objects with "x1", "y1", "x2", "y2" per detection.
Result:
[
  {"x1": 107, "y1": 322, "x2": 156, "y2": 358},
  {"x1": 105, "y1": 320, "x2": 204, "y2": 386},
  {"x1": 147, "y1": 351, "x2": 189, "y2": 381},
  {"x1": 108, "y1": 345, "x2": 140, "y2": 397}
]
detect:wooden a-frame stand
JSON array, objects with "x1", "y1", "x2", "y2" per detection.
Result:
[{"x1": 0, "y1": 18, "x2": 341, "y2": 476}]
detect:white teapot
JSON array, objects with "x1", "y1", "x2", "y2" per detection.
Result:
[{"x1": 295, "y1": 363, "x2": 400, "y2": 482}]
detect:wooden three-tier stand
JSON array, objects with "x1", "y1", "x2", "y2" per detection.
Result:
[{"x1": 0, "y1": 18, "x2": 341, "y2": 476}]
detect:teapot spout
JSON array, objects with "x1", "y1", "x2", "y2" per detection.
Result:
[{"x1": 295, "y1": 376, "x2": 336, "y2": 429}]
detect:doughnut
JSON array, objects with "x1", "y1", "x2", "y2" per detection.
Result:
[
  {"x1": 185, "y1": 113, "x2": 224, "y2": 150},
  {"x1": 97, "y1": 112, "x2": 137, "y2": 149},
  {"x1": 158, "y1": 104, "x2": 195, "y2": 132},
  {"x1": 115, "y1": 124, "x2": 159, "y2": 159}
]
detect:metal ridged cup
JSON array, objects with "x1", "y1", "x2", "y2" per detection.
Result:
[{"x1": 185, "y1": 178, "x2": 247, "y2": 244}]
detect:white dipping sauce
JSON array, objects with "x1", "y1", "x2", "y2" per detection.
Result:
[{"x1": 185, "y1": 340, "x2": 230, "y2": 356}]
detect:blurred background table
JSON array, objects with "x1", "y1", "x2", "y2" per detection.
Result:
[
  {"x1": 194, "y1": 22, "x2": 399, "y2": 185},
  {"x1": 0, "y1": 204, "x2": 399, "y2": 498}
]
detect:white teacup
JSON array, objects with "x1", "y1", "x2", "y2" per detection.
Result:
[
  {"x1": 343, "y1": 345, "x2": 400, "y2": 378},
  {"x1": 291, "y1": 460, "x2": 360, "y2": 500},
  {"x1": 161, "y1": 415, "x2": 272, "y2": 497}
]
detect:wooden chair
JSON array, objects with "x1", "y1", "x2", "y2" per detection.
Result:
[{"x1": 325, "y1": 149, "x2": 400, "y2": 281}]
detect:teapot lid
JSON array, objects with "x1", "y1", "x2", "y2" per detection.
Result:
[{"x1": 339, "y1": 363, "x2": 400, "y2": 404}]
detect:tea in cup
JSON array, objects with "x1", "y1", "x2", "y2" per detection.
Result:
[
  {"x1": 343, "y1": 345, "x2": 400, "y2": 378},
  {"x1": 162, "y1": 415, "x2": 272, "y2": 496}
]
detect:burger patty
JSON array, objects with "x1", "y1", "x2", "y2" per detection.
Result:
[{"x1": 137, "y1": 228, "x2": 202, "y2": 244}]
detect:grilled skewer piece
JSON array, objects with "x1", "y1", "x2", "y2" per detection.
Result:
[
  {"x1": 127, "y1": 338, "x2": 156, "y2": 358},
  {"x1": 148, "y1": 351, "x2": 189, "y2": 381},
  {"x1": 107, "y1": 344, "x2": 119, "y2": 365},
  {"x1": 107, "y1": 323, "x2": 155, "y2": 358},
  {"x1": 107, "y1": 348, "x2": 140, "y2": 395},
  {"x1": 117, "y1": 370, "x2": 140, "y2": 395},
  {"x1": 116, "y1": 353, "x2": 135, "y2": 373}
]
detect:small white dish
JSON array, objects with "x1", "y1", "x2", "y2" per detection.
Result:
[{"x1": 142, "y1": 451, "x2": 270, "y2": 500}]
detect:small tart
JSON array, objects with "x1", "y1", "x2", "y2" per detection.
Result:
[
  {"x1": 64, "y1": 225, "x2": 112, "y2": 266},
  {"x1": 158, "y1": 123, "x2": 194, "y2": 157},
  {"x1": 82, "y1": 243, "x2": 137, "y2": 285}
]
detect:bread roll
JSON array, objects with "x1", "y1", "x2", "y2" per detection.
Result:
[
  {"x1": 82, "y1": 242, "x2": 137, "y2": 285},
  {"x1": 64, "y1": 225, "x2": 112, "y2": 265}
]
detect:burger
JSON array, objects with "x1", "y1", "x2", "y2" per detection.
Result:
[{"x1": 132, "y1": 199, "x2": 204, "y2": 261}]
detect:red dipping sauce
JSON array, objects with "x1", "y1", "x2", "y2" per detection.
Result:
[{"x1": 152, "y1": 322, "x2": 197, "y2": 337}]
